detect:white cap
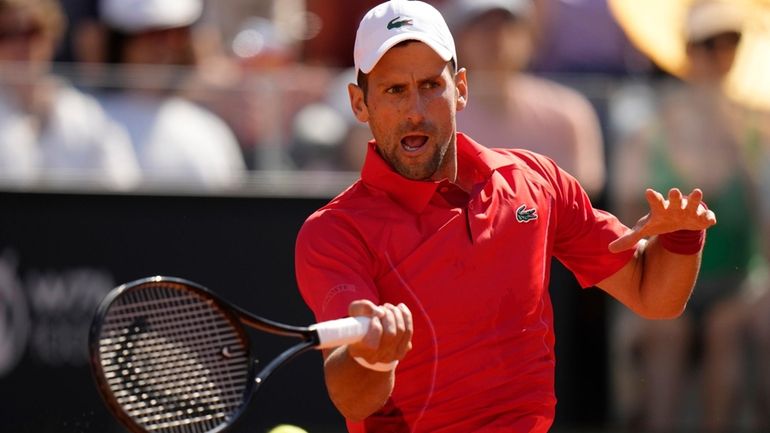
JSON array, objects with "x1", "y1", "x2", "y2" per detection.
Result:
[
  {"x1": 354, "y1": 0, "x2": 456, "y2": 75},
  {"x1": 100, "y1": 0, "x2": 203, "y2": 33},
  {"x1": 685, "y1": 0, "x2": 746, "y2": 43}
]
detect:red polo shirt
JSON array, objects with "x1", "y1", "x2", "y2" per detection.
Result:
[{"x1": 295, "y1": 133, "x2": 634, "y2": 433}]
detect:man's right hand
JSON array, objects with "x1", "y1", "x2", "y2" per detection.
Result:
[
  {"x1": 346, "y1": 299, "x2": 413, "y2": 369},
  {"x1": 322, "y1": 300, "x2": 413, "y2": 421}
]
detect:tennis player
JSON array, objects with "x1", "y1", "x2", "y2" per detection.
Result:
[{"x1": 294, "y1": 1, "x2": 716, "y2": 432}]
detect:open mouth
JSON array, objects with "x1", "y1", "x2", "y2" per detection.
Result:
[{"x1": 400, "y1": 134, "x2": 429, "y2": 152}]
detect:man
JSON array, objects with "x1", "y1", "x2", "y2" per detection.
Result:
[
  {"x1": 447, "y1": 0, "x2": 606, "y2": 197},
  {"x1": 91, "y1": 0, "x2": 246, "y2": 188},
  {"x1": 294, "y1": 1, "x2": 716, "y2": 432},
  {"x1": 0, "y1": 0, "x2": 140, "y2": 188}
]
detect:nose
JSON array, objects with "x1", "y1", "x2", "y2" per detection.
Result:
[{"x1": 402, "y1": 88, "x2": 426, "y2": 124}]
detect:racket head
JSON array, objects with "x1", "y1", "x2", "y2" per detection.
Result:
[{"x1": 89, "y1": 276, "x2": 256, "y2": 433}]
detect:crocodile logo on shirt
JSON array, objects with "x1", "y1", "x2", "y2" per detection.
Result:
[
  {"x1": 387, "y1": 16, "x2": 414, "y2": 30},
  {"x1": 515, "y1": 204, "x2": 538, "y2": 223}
]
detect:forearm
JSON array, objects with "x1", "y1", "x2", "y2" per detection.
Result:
[
  {"x1": 634, "y1": 236, "x2": 702, "y2": 318},
  {"x1": 323, "y1": 346, "x2": 395, "y2": 421}
]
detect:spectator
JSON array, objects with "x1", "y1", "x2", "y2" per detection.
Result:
[
  {"x1": 90, "y1": 0, "x2": 246, "y2": 189},
  {"x1": 183, "y1": 14, "x2": 335, "y2": 170},
  {"x1": 0, "y1": 0, "x2": 140, "y2": 189},
  {"x1": 445, "y1": 0, "x2": 606, "y2": 198},
  {"x1": 290, "y1": 66, "x2": 372, "y2": 172},
  {"x1": 609, "y1": 1, "x2": 767, "y2": 431},
  {"x1": 302, "y1": 0, "x2": 381, "y2": 68}
]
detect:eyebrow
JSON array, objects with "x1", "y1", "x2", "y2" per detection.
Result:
[{"x1": 376, "y1": 70, "x2": 447, "y2": 90}]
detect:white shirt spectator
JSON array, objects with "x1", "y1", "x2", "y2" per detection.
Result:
[
  {"x1": 0, "y1": 82, "x2": 141, "y2": 189},
  {"x1": 99, "y1": 93, "x2": 246, "y2": 189}
]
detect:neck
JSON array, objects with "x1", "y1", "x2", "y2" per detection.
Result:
[
  {"x1": 6, "y1": 79, "x2": 52, "y2": 116},
  {"x1": 444, "y1": 133, "x2": 474, "y2": 192}
]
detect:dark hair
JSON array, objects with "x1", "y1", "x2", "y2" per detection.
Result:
[
  {"x1": 0, "y1": 0, "x2": 66, "y2": 39},
  {"x1": 104, "y1": 26, "x2": 197, "y2": 65},
  {"x1": 356, "y1": 40, "x2": 457, "y2": 104},
  {"x1": 687, "y1": 31, "x2": 742, "y2": 51}
]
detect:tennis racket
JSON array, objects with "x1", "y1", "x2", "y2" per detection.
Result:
[{"x1": 88, "y1": 276, "x2": 370, "y2": 433}]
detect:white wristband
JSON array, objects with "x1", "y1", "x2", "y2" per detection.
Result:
[{"x1": 353, "y1": 356, "x2": 399, "y2": 372}]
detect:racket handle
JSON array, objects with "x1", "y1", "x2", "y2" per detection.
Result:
[{"x1": 310, "y1": 316, "x2": 371, "y2": 349}]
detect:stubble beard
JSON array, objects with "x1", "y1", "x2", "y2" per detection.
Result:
[
  {"x1": 378, "y1": 121, "x2": 451, "y2": 181},
  {"x1": 390, "y1": 143, "x2": 447, "y2": 181}
]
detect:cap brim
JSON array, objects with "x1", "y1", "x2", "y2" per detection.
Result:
[{"x1": 358, "y1": 32, "x2": 454, "y2": 74}]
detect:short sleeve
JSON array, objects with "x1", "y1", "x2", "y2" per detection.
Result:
[
  {"x1": 545, "y1": 157, "x2": 635, "y2": 288},
  {"x1": 294, "y1": 210, "x2": 380, "y2": 322}
]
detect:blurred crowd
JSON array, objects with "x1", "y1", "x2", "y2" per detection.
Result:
[
  {"x1": 0, "y1": 0, "x2": 659, "y2": 189},
  {"x1": 0, "y1": 0, "x2": 769, "y2": 431}
]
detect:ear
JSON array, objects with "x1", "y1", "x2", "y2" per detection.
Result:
[
  {"x1": 454, "y1": 67, "x2": 468, "y2": 112},
  {"x1": 348, "y1": 83, "x2": 369, "y2": 123}
]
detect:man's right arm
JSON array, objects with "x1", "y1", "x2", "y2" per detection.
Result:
[{"x1": 322, "y1": 300, "x2": 413, "y2": 421}]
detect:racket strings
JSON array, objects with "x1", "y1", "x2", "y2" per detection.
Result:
[
  {"x1": 96, "y1": 283, "x2": 250, "y2": 433},
  {"x1": 105, "y1": 286, "x2": 245, "y2": 431}
]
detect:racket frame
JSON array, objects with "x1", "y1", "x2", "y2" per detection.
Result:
[{"x1": 88, "y1": 276, "x2": 320, "y2": 433}]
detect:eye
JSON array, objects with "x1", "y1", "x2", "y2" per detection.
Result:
[
  {"x1": 385, "y1": 85, "x2": 405, "y2": 94},
  {"x1": 421, "y1": 80, "x2": 440, "y2": 90}
]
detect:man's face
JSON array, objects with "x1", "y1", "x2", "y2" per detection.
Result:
[
  {"x1": 457, "y1": 10, "x2": 532, "y2": 73},
  {"x1": 686, "y1": 32, "x2": 741, "y2": 82},
  {"x1": 0, "y1": 9, "x2": 56, "y2": 70},
  {"x1": 349, "y1": 41, "x2": 467, "y2": 182},
  {"x1": 122, "y1": 27, "x2": 195, "y2": 66}
]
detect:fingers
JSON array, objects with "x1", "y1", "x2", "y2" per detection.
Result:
[
  {"x1": 645, "y1": 188, "x2": 666, "y2": 212},
  {"x1": 608, "y1": 230, "x2": 643, "y2": 253},
  {"x1": 376, "y1": 303, "x2": 413, "y2": 361},
  {"x1": 685, "y1": 188, "x2": 717, "y2": 226},
  {"x1": 398, "y1": 303, "x2": 414, "y2": 353},
  {"x1": 348, "y1": 299, "x2": 385, "y2": 318},
  {"x1": 704, "y1": 209, "x2": 717, "y2": 225},
  {"x1": 685, "y1": 188, "x2": 703, "y2": 212},
  {"x1": 361, "y1": 316, "x2": 383, "y2": 350},
  {"x1": 389, "y1": 303, "x2": 413, "y2": 355},
  {"x1": 635, "y1": 187, "x2": 717, "y2": 237},
  {"x1": 608, "y1": 211, "x2": 651, "y2": 254},
  {"x1": 347, "y1": 300, "x2": 413, "y2": 364},
  {"x1": 667, "y1": 188, "x2": 683, "y2": 210},
  {"x1": 682, "y1": 189, "x2": 716, "y2": 225},
  {"x1": 348, "y1": 299, "x2": 386, "y2": 350},
  {"x1": 382, "y1": 303, "x2": 398, "y2": 336},
  {"x1": 648, "y1": 187, "x2": 688, "y2": 211}
]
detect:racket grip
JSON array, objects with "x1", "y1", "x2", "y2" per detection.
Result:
[{"x1": 311, "y1": 316, "x2": 371, "y2": 349}]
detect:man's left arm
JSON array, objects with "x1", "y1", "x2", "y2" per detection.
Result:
[{"x1": 596, "y1": 187, "x2": 717, "y2": 319}]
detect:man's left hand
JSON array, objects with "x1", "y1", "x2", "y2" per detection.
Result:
[{"x1": 609, "y1": 188, "x2": 717, "y2": 253}]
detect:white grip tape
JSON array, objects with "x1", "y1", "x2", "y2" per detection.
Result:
[{"x1": 310, "y1": 316, "x2": 371, "y2": 349}]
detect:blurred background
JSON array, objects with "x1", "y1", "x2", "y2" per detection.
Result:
[{"x1": 0, "y1": 0, "x2": 768, "y2": 432}]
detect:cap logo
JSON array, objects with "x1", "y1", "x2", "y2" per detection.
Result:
[{"x1": 387, "y1": 16, "x2": 414, "y2": 30}]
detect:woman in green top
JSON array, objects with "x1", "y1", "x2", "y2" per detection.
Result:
[{"x1": 609, "y1": 3, "x2": 768, "y2": 431}]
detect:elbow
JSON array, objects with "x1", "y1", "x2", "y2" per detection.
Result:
[
  {"x1": 332, "y1": 396, "x2": 388, "y2": 423},
  {"x1": 635, "y1": 302, "x2": 687, "y2": 320},
  {"x1": 325, "y1": 374, "x2": 391, "y2": 422},
  {"x1": 632, "y1": 276, "x2": 694, "y2": 320}
]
